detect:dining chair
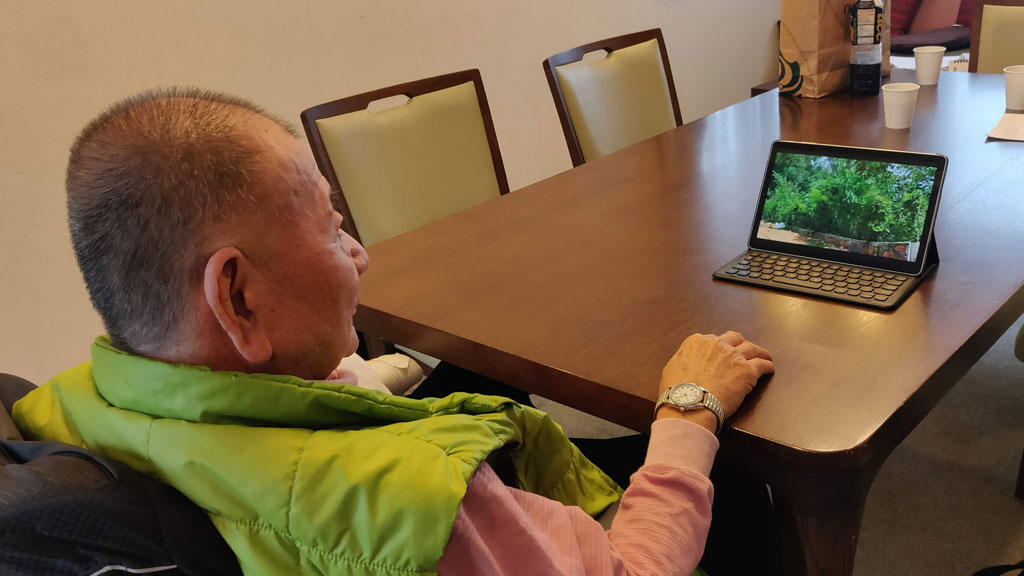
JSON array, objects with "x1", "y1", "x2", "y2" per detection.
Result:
[
  {"x1": 969, "y1": 0, "x2": 1024, "y2": 73},
  {"x1": 542, "y1": 29, "x2": 683, "y2": 167},
  {"x1": 300, "y1": 69, "x2": 509, "y2": 247}
]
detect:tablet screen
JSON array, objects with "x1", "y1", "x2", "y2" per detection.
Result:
[{"x1": 748, "y1": 142, "x2": 946, "y2": 275}]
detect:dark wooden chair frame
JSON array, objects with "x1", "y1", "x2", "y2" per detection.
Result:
[
  {"x1": 542, "y1": 28, "x2": 683, "y2": 167},
  {"x1": 969, "y1": 0, "x2": 1024, "y2": 72},
  {"x1": 300, "y1": 69, "x2": 510, "y2": 245}
]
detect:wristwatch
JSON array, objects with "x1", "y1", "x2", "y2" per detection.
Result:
[{"x1": 655, "y1": 383, "x2": 725, "y2": 435}]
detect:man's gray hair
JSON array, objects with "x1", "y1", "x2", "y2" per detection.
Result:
[{"x1": 66, "y1": 87, "x2": 298, "y2": 353}]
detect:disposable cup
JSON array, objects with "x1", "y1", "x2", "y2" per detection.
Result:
[
  {"x1": 913, "y1": 46, "x2": 945, "y2": 85},
  {"x1": 1005, "y1": 65, "x2": 1024, "y2": 110},
  {"x1": 882, "y1": 83, "x2": 921, "y2": 129}
]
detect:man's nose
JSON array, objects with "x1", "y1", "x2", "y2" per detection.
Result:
[{"x1": 351, "y1": 242, "x2": 370, "y2": 275}]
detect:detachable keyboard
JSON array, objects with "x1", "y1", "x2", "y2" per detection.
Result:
[{"x1": 712, "y1": 250, "x2": 926, "y2": 310}]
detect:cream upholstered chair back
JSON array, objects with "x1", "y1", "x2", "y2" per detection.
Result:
[
  {"x1": 970, "y1": 1, "x2": 1024, "y2": 73},
  {"x1": 300, "y1": 70, "x2": 509, "y2": 246},
  {"x1": 543, "y1": 29, "x2": 683, "y2": 167}
]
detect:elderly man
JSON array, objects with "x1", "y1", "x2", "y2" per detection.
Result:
[{"x1": 14, "y1": 89, "x2": 774, "y2": 575}]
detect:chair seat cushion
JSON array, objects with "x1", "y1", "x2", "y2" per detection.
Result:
[{"x1": 890, "y1": 25, "x2": 971, "y2": 54}]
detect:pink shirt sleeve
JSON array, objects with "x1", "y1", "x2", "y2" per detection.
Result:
[{"x1": 438, "y1": 419, "x2": 719, "y2": 575}]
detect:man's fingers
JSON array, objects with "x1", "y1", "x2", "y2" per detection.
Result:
[
  {"x1": 748, "y1": 358, "x2": 775, "y2": 377},
  {"x1": 735, "y1": 341, "x2": 773, "y2": 361},
  {"x1": 719, "y1": 331, "x2": 744, "y2": 347}
]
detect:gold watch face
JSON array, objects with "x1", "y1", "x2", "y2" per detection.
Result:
[{"x1": 669, "y1": 384, "x2": 703, "y2": 406}]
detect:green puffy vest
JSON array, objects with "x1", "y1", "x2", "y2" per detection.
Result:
[{"x1": 14, "y1": 337, "x2": 622, "y2": 575}]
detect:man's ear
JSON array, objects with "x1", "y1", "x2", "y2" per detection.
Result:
[{"x1": 203, "y1": 247, "x2": 273, "y2": 367}]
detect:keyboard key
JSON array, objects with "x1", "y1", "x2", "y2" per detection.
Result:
[
  {"x1": 847, "y1": 290, "x2": 861, "y2": 296},
  {"x1": 835, "y1": 281, "x2": 848, "y2": 287},
  {"x1": 840, "y1": 266, "x2": 851, "y2": 271},
  {"x1": 874, "y1": 294, "x2": 889, "y2": 301},
  {"x1": 822, "y1": 279, "x2": 834, "y2": 285},
  {"x1": 810, "y1": 266, "x2": 823, "y2": 273},
  {"x1": 798, "y1": 259, "x2": 809, "y2": 264},
  {"x1": 835, "y1": 287, "x2": 848, "y2": 294},
  {"x1": 726, "y1": 269, "x2": 738, "y2": 274},
  {"x1": 861, "y1": 286, "x2": 875, "y2": 293},
  {"x1": 797, "y1": 274, "x2": 809, "y2": 281},
  {"x1": 774, "y1": 276, "x2": 822, "y2": 289},
  {"x1": 785, "y1": 272, "x2": 797, "y2": 278},
  {"x1": 860, "y1": 292, "x2": 874, "y2": 299},
  {"x1": 822, "y1": 284, "x2": 835, "y2": 291},
  {"x1": 875, "y1": 288, "x2": 894, "y2": 296},
  {"x1": 809, "y1": 271, "x2": 821, "y2": 277},
  {"x1": 737, "y1": 270, "x2": 750, "y2": 276},
  {"x1": 750, "y1": 272, "x2": 761, "y2": 278},
  {"x1": 884, "y1": 273, "x2": 895, "y2": 279},
  {"x1": 836, "y1": 271, "x2": 848, "y2": 277}
]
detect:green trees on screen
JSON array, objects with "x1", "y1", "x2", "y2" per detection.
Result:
[{"x1": 762, "y1": 153, "x2": 934, "y2": 242}]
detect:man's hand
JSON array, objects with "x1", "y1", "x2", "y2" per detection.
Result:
[{"x1": 657, "y1": 331, "x2": 774, "y2": 429}]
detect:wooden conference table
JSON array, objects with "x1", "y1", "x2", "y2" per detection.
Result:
[{"x1": 354, "y1": 71, "x2": 1024, "y2": 576}]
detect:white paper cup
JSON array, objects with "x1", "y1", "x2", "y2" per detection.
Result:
[
  {"x1": 882, "y1": 83, "x2": 921, "y2": 129},
  {"x1": 1005, "y1": 65, "x2": 1024, "y2": 110},
  {"x1": 913, "y1": 46, "x2": 945, "y2": 85}
]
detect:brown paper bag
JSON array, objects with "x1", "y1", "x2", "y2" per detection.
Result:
[{"x1": 779, "y1": 0, "x2": 892, "y2": 97}]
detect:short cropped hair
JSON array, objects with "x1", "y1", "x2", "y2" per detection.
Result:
[{"x1": 66, "y1": 87, "x2": 297, "y2": 353}]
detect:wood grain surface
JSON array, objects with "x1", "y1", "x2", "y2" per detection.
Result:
[{"x1": 355, "y1": 70, "x2": 1024, "y2": 473}]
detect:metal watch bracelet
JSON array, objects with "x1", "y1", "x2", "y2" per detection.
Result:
[{"x1": 655, "y1": 385, "x2": 725, "y2": 435}]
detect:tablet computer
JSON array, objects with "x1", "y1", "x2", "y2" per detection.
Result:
[{"x1": 712, "y1": 140, "x2": 947, "y2": 309}]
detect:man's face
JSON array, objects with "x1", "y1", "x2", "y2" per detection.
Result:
[{"x1": 242, "y1": 116, "x2": 369, "y2": 380}]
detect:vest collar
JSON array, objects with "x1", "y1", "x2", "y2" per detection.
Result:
[{"x1": 90, "y1": 336, "x2": 474, "y2": 429}]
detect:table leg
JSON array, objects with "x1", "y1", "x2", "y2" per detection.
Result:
[
  {"x1": 774, "y1": 496, "x2": 867, "y2": 576},
  {"x1": 761, "y1": 457, "x2": 885, "y2": 576}
]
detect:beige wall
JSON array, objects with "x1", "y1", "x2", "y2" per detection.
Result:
[{"x1": 0, "y1": 1, "x2": 778, "y2": 383}]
